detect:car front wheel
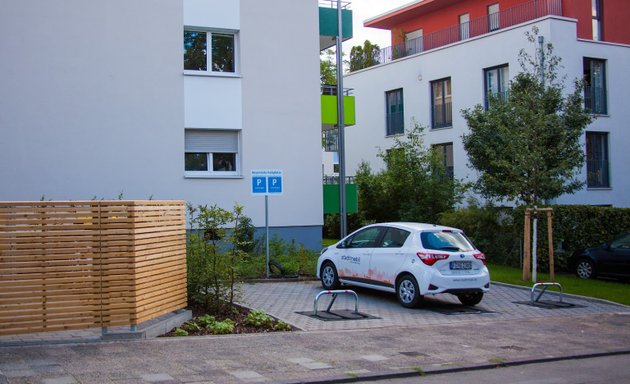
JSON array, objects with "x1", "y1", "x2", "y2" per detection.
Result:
[
  {"x1": 397, "y1": 275, "x2": 422, "y2": 308},
  {"x1": 575, "y1": 259, "x2": 595, "y2": 279},
  {"x1": 457, "y1": 291, "x2": 484, "y2": 306},
  {"x1": 320, "y1": 261, "x2": 340, "y2": 290}
]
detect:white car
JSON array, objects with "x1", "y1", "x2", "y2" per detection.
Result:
[{"x1": 317, "y1": 222, "x2": 491, "y2": 307}]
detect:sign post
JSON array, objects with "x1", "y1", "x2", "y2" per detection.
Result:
[{"x1": 251, "y1": 170, "x2": 283, "y2": 278}]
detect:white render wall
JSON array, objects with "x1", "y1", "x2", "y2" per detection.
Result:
[
  {"x1": 0, "y1": 0, "x2": 184, "y2": 200},
  {"x1": 343, "y1": 16, "x2": 630, "y2": 207},
  {"x1": 0, "y1": 0, "x2": 323, "y2": 247}
]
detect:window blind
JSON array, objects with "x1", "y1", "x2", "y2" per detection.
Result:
[{"x1": 185, "y1": 129, "x2": 238, "y2": 153}]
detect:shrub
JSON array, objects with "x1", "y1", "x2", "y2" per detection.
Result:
[
  {"x1": 245, "y1": 309, "x2": 274, "y2": 328},
  {"x1": 186, "y1": 203, "x2": 251, "y2": 312},
  {"x1": 174, "y1": 327, "x2": 188, "y2": 337},
  {"x1": 274, "y1": 321, "x2": 292, "y2": 331},
  {"x1": 207, "y1": 319, "x2": 235, "y2": 335}
]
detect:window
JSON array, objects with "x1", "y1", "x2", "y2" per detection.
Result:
[
  {"x1": 405, "y1": 29, "x2": 423, "y2": 55},
  {"x1": 380, "y1": 227, "x2": 410, "y2": 248},
  {"x1": 592, "y1": 0, "x2": 602, "y2": 41},
  {"x1": 484, "y1": 64, "x2": 509, "y2": 109},
  {"x1": 386, "y1": 89, "x2": 404, "y2": 136},
  {"x1": 431, "y1": 78, "x2": 452, "y2": 129},
  {"x1": 185, "y1": 129, "x2": 239, "y2": 177},
  {"x1": 184, "y1": 30, "x2": 236, "y2": 73},
  {"x1": 583, "y1": 58, "x2": 607, "y2": 114},
  {"x1": 459, "y1": 14, "x2": 470, "y2": 40},
  {"x1": 488, "y1": 3, "x2": 500, "y2": 32},
  {"x1": 340, "y1": 227, "x2": 382, "y2": 249},
  {"x1": 586, "y1": 132, "x2": 609, "y2": 188},
  {"x1": 433, "y1": 142, "x2": 454, "y2": 179}
]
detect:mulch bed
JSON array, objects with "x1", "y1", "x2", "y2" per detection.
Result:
[{"x1": 161, "y1": 303, "x2": 293, "y2": 336}]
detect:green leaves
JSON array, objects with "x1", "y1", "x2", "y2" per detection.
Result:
[
  {"x1": 462, "y1": 29, "x2": 591, "y2": 206},
  {"x1": 355, "y1": 122, "x2": 466, "y2": 223}
]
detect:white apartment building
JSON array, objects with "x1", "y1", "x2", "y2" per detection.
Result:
[
  {"x1": 0, "y1": 0, "x2": 323, "y2": 248},
  {"x1": 343, "y1": 0, "x2": 630, "y2": 207}
]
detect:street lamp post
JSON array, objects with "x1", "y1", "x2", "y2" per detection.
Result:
[{"x1": 335, "y1": 0, "x2": 347, "y2": 238}]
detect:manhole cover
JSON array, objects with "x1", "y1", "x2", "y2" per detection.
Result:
[
  {"x1": 423, "y1": 305, "x2": 494, "y2": 315},
  {"x1": 513, "y1": 301, "x2": 586, "y2": 309},
  {"x1": 296, "y1": 310, "x2": 380, "y2": 322}
]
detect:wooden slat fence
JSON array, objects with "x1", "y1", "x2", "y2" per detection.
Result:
[{"x1": 0, "y1": 200, "x2": 187, "y2": 336}]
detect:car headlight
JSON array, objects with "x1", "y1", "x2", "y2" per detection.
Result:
[{"x1": 320, "y1": 247, "x2": 328, "y2": 255}]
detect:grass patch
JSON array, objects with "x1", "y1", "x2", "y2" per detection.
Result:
[
  {"x1": 489, "y1": 263, "x2": 630, "y2": 306},
  {"x1": 323, "y1": 238, "x2": 338, "y2": 247}
]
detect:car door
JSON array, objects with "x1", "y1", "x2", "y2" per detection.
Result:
[
  {"x1": 337, "y1": 226, "x2": 383, "y2": 283},
  {"x1": 603, "y1": 233, "x2": 630, "y2": 276},
  {"x1": 368, "y1": 227, "x2": 411, "y2": 289}
]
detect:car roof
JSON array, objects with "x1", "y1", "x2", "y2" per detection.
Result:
[{"x1": 374, "y1": 222, "x2": 462, "y2": 232}]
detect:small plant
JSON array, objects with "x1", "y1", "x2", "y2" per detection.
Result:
[
  {"x1": 174, "y1": 327, "x2": 188, "y2": 336},
  {"x1": 208, "y1": 319, "x2": 235, "y2": 334},
  {"x1": 245, "y1": 309, "x2": 274, "y2": 328},
  {"x1": 183, "y1": 321, "x2": 201, "y2": 332},
  {"x1": 274, "y1": 321, "x2": 292, "y2": 331},
  {"x1": 196, "y1": 314, "x2": 216, "y2": 328}
]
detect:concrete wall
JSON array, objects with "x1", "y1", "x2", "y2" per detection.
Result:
[{"x1": 344, "y1": 17, "x2": 630, "y2": 207}]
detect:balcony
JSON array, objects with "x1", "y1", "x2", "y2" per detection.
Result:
[
  {"x1": 319, "y1": 1, "x2": 353, "y2": 51},
  {"x1": 377, "y1": 0, "x2": 563, "y2": 64},
  {"x1": 321, "y1": 85, "x2": 355, "y2": 131}
]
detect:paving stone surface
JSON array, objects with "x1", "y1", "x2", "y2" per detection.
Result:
[{"x1": 0, "y1": 281, "x2": 629, "y2": 384}]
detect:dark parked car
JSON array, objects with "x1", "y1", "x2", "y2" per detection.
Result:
[{"x1": 568, "y1": 232, "x2": 630, "y2": 279}]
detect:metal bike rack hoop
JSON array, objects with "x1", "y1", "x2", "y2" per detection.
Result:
[
  {"x1": 314, "y1": 290, "x2": 359, "y2": 316},
  {"x1": 531, "y1": 282, "x2": 563, "y2": 304}
]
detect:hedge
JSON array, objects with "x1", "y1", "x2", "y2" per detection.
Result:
[{"x1": 439, "y1": 205, "x2": 630, "y2": 272}]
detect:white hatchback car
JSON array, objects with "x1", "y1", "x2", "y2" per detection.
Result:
[{"x1": 317, "y1": 222, "x2": 490, "y2": 307}]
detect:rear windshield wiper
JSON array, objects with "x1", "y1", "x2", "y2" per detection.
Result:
[{"x1": 438, "y1": 246, "x2": 461, "y2": 251}]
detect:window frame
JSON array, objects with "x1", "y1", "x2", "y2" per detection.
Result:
[
  {"x1": 583, "y1": 57, "x2": 607, "y2": 115},
  {"x1": 183, "y1": 28, "x2": 239, "y2": 77},
  {"x1": 432, "y1": 142, "x2": 454, "y2": 179},
  {"x1": 431, "y1": 77, "x2": 452, "y2": 129},
  {"x1": 585, "y1": 131, "x2": 610, "y2": 189},
  {"x1": 484, "y1": 64, "x2": 509, "y2": 110},
  {"x1": 385, "y1": 88, "x2": 405, "y2": 137},
  {"x1": 488, "y1": 3, "x2": 500, "y2": 32},
  {"x1": 184, "y1": 129, "x2": 241, "y2": 178}
]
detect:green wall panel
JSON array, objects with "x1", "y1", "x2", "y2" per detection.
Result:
[
  {"x1": 321, "y1": 95, "x2": 355, "y2": 126},
  {"x1": 323, "y1": 184, "x2": 358, "y2": 214},
  {"x1": 319, "y1": 7, "x2": 353, "y2": 38}
]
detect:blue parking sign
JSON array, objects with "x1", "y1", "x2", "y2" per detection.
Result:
[
  {"x1": 251, "y1": 170, "x2": 283, "y2": 195},
  {"x1": 268, "y1": 176, "x2": 282, "y2": 194},
  {"x1": 252, "y1": 176, "x2": 267, "y2": 194}
]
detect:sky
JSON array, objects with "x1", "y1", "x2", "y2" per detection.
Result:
[{"x1": 344, "y1": 0, "x2": 415, "y2": 51}]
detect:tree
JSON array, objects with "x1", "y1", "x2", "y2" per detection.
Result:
[
  {"x1": 355, "y1": 122, "x2": 467, "y2": 223},
  {"x1": 461, "y1": 28, "x2": 592, "y2": 206},
  {"x1": 349, "y1": 40, "x2": 381, "y2": 72},
  {"x1": 320, "y1": 49, "x2": 337, "y2": 85}
]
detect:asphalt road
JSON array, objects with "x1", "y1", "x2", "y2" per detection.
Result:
[{"x1": 355, "y1": 354, "x2": 630, "y2": 384}]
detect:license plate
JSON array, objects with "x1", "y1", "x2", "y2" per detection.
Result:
[{"x1": 450, "y1": 261, "x2": 472, "y2": 270}]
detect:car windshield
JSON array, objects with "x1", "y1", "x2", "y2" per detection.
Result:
[{"x1": 420, "y1": 230, "x2": 475, "y2": 252}]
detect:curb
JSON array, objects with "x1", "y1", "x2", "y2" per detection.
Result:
[
  {"x1": 490, "y1": 281, "x2": 630, "y2": 308},
  {"x1": 279, "y1": 349, "x2": 630, "y2": 384}
]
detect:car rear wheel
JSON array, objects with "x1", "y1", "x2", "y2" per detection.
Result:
[
  {"x1": 397, "y1": 275, "x2": 422, "y2": 308},
  {"x1": 320, "y1": 261, "x2": 340, "y2": 290},
  {"x1": 457, "y1": 291, "x2": 484, "y2": 306},
  {"x1": 575, "y1": 259, "x2": 595, "y2": 279}
]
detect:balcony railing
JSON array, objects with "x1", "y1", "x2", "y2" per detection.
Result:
[
  {"x1": 322, "y1": 84, "x2": 353, "y2": 96},
  {"x1": 377, "y1": 0, "x2": 562, "y2": 65},
  {"x1": 584, "y1": 86, "x2": 607, "y2": 114},
  {"x1": 323, "y1": 175, "x2": 355, "y2": 184},
  {"x1": 432, "y1": 102, "x2": 452, "y2": 129},
  {"x1": 386, "y1": 111, "x2": 404, "y2": 136},
  {"x1": 587, "y1": 159, "x2": 610, "y2": 188}
]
